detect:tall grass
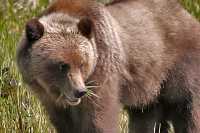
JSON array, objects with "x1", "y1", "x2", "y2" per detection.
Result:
[
  {"x1": 0, "y1": 1, "x2": 55, "y2": 132},
  {"x1": 0, "y1": 0, "x2": 199, "y2": 133}
]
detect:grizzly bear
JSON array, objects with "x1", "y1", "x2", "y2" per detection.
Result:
[{"x1": 17, "y1": 0, "x2": 200, "y2": 133}]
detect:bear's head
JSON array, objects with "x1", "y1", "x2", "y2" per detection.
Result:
[{"x1": 17, "y1": 13, "x2": 98, "y2": 106}]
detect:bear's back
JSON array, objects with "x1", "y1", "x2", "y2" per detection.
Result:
[{"x1": 106, "y1": 0, "x2": 200, "y2": 106}]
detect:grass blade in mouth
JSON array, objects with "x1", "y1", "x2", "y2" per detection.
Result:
[
  {"x1": 86, "y1": 89, "x2": 100, "y2": 99},
  {"x1": 85, "y1": 80, "x2": 97, "y2": 85},
  {"x1": 85, "y1": 86, "x2": 100, "y2": 89}
]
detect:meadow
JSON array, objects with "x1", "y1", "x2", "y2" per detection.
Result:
[{"x1": 0, "y1": 0, "x2": 199, "y2": 132}]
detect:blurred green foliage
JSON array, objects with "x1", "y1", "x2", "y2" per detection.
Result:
[{"x1": 181, "y1": 0, "x2": 200, "y2": 20}]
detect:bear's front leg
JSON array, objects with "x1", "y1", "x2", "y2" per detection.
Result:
[
  {"x1": 89, "y1": 87, "x2": 121, "y2": 133},
  {"x1": 44, "y1": 101, "x2": 100, "y2": 133},
  {"x1": 126, "y1": 105, "x2": 165, "y2": 133}
]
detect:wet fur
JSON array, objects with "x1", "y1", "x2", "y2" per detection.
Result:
[{"x1": 17, "y1": 0, "x2": 200, "y2": 133}]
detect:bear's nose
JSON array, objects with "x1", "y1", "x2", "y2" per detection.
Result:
[{"x1": 74, "y1": 89, "x2": 87, "y2": 98}]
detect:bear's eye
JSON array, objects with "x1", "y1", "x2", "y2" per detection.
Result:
[{"x1": 59, "y1": 62, "x2": 70, "y2": 73}]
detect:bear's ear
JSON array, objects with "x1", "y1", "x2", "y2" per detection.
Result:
[
  {"x1": 25, "y1": 18, "x2": 44, "y2": 42},
  {"x1": 78, "y1": 17, "x2": 93, "y2": 39}
]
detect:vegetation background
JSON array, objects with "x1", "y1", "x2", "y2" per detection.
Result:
[{"x1": 0, "y1": 0, "x2": 200, "y2": 132}]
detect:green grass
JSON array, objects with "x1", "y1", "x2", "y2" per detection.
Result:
[
  {"x1": 0, "y1": 1, "x2": 55, "y2": 132},
  {"x1": 181, "y1": 0, "x2": 200, "y2": 20},
  {"x1": 0, "y1": 0, "x2": 199, "y2": 133}
]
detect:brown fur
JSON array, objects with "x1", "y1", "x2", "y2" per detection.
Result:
[{"x1": 17, "y1": 0, "x2": 200, "y2": 133}]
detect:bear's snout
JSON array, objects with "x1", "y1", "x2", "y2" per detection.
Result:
[{"x1": 73, "y1": 88, "x2": 87, "y2": 98}]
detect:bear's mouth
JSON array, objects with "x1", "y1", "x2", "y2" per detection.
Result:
[
  {"x1": 56, "y1": 92, "x2": 82, "y2": 106},
  {"x1": 64, "y1": 96, "x2": 81, "y2": 106},
  {"x1": 36, "y1": 78, "x2": 82, "y2": 106}
]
